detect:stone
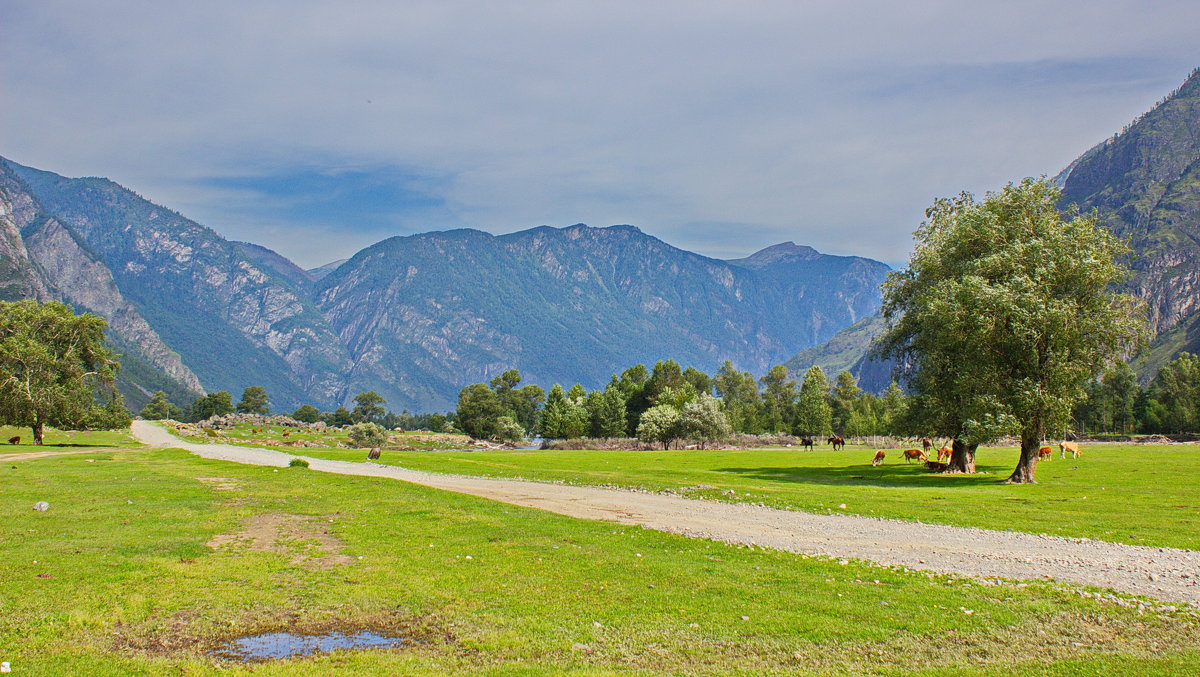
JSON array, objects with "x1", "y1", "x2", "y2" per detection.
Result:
[{"x1": 33, "y1": 501, "x2": 48, "y2": 511}]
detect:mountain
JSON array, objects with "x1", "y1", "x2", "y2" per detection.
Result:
[
  {"x1": 314, "y1": 225, "x2": 890, "y2": 411},
  {"x1": 307, "y1": 259, "x2": 347, "y2": 281},
  {"x1": 0, "y1": 156, "x2": 890, "y2": 412},
  {"x1": 0, "y1": 157, "x2": 353, "y2": 410},
  {"x1": 1057, "y1": 67, "x2": 1200, "y2": 378}
]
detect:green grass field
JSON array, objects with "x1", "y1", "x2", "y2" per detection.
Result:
[
  {"x1": 0, "y1": 424, "x2": 140, "y2": 451},
  {"x1": 169, "y1": 422, "x2": 472, "y2": 451},
  {"x1": 3, "y1": 441, "x2": 1198, "y2": 675},
  {"x1": 298, "y1": 442, "x2": 1200, "y2": 551}
]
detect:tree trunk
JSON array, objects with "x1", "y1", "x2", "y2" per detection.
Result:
[
  {"x1": 32, "y1": 417, "x2": 45, "y2": 445},
  {"x1": 944, "y1": 439, "x2": 976, "y2": 473},
  {"x1": 1006, "y1": 437, "x2": 1041, "y2": 484}
]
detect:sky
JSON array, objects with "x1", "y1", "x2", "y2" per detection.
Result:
[{"x1": 3, "y1": 2, "x2": 1199, "y2": 269}]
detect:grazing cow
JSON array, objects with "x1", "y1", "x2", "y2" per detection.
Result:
[
  {"x1": 921, "y1": 437, "x2": 933, "y2": 454},
  {"x1": 367, "y1": 447, "x2": 381, "y2": 460},
  {"x1": 1059, "y1": 441, "x2": 1081, "y2": 459},
  {"x1": 800, "y1": 437, "x2": 814, "y2": 451},
  {"x1": 1038, "y1": 445, "x2": 1053, "y2": 461},
  {"x1": 827, "y1": 435, "x2": 845, "y2": 451},
  {"x1": 7, "y1": 436, "x2": 19, "y2": 445},
  {"x1": 903, "y1": 448, "x2": 927, "y2": 463},
  {"x1": 282, "y1": 432, "x2": 290, "y2": 437},
  {"x1": 871, "y1": 450, "x2": 886, "y2": 466},
  {"x1": 937, "y1": 446, "x2": 953, "y2": 462}
]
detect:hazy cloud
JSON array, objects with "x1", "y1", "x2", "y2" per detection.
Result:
[{"x1": 3, "y1": 1, "x2": 1198, "y2": 267}]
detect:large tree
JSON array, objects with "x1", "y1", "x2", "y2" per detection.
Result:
[
  {"x1": 879, "y1": 179, "x2": 1146, "y2": 482},
  {"x1": 236, "y1": 386, "x2": 270, "y2": 415},
  {"x1": 352, "y1": 390, "x2": 386, "y2": 423},
  {"x1": 0, "y1": 300, "x2": 123, "y2": 444},
  {"x1": 793, "y1": 366, "x2": 832, "y2": 437}
]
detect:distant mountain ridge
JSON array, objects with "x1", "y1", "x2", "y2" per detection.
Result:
[{"x1": 0, "y1": 156, "x2": 891, "y2": 411}]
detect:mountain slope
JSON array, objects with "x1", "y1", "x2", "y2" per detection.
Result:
[
  {"x1": 316, "y1": 225, "x2": 889, "y2": 410},
  {"x1": 1059, "y1": 67, "x2": 1200, "y2": 348},
  {"x1": 1, "y1": 157, "x2": 353, "y2": 409}
]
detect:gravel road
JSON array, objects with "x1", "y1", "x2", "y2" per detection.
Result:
[{"x1": 132, "y1": 421, "x2": 1200, "y2": 606}]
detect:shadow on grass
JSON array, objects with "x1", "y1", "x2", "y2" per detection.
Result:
[{"x1": 714, "y1": 463, "x2": 1004, "y2": 489}]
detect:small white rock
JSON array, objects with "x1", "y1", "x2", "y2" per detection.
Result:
[{"x1": 33, "y1": 501, "x2": 49, "y2": 512}]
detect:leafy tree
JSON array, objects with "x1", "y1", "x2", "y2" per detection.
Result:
[
  {"x1": 492, "y1": 416, "x2": 526, "y2": 444},
  {"x1": 652, "y1": 384, "x2": 696, "y2": 410},
  {"x1": 759, "y1": 365, "x2": 796, "y2": 433},
  {"x1": 678, "y1": 393, "x2": 732, "y2": 448},
  {"x1": 591, "y1": 380, "x2": 628, "y2": 439},
  {"x1": 0, "y1": 300, "x2": 124, "y2": 444},
  {"x1": 713, "y1": 360, "x2": 760, "y2": 433},
  {"x1": 682, "y1": 366, "x2": 712, "y2": 397},
  {"x1": 190, "y1": 391, "x2": 233, "y2": 421},
  {"x1": 140, "y1": 391, "x2": 181, "y2": 421},
  {"x1": 427, "y1": 413, "x2": 449, "y2": 433},
  {"x1": 617, "y1": 364, "x2": 651, "y2": 434},
  {"x1": 456, "y1": 383, "x2": 504, "y2": 439},
  {"x1": 236, "y1": 386, "x2": 270, "y2": 415},
  {"x1": 637, "y1": 404, "x2": 681, "y2": 450},
  {"x1": 830, "y1": 371, "x2": 862, "y2": 434},
  {"x1": 352, "y1": 391, "x2": 386, "y2": 423},
  {"x1": 646, "y1": 360, "x2": 685, "y2": 405},
  {"x1": 292, "y1": 404, "x2": 321, "y2": 423},
  {"x1": 879, "y1": 179, "x2": 1146, "y2": 481},
  {"x1": 347, "y1": 421, "x2": 389, "y2": 448},
  {"x1": 793, "y1": 366, "x2": 832, "y2": 436},
  {"x1": 330, "y1": 406, "x2": 353, "y2": 427}
]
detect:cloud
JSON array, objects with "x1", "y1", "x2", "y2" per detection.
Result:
[{"x1": 3, "y1": 1, "x2": 1198, "y2": 267}]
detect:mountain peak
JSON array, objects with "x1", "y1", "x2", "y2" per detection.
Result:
[{"x1": 728, "y1": 241, "x2": 821, "y2": 268}]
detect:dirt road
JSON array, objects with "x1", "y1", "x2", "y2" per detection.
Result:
[{"x1": 131, "y1": 421, "x2": 1200, "y2": 605}]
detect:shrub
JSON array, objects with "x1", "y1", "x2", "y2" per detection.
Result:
[
  {"x1": 288, "y1": 458, "x2": 309, "y2": 468},
  {"x1": 347, "y1": 422, "x2": 388, "y2": 448}
]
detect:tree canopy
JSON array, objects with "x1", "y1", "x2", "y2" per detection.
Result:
[
  {"x1": 236, "y1": 386, "x2": 270, "y2": 415},
  {"x1": 0, "y1": 300, "x2": 126, "y2": 443},
  {"x1": 878, "y1": 178, "x2": 1146, "y2": 482}
]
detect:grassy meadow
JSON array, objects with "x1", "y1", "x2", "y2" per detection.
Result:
[
  {"x1": 2, "y1": 439, "x2": 1198, "y2": 675},
  {"x1": 299, "y1": 442, "x2": 1200, "y2": 551}
]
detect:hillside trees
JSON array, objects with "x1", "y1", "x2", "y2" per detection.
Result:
[
  {"x1": 140, "y1": 390, "x2": 181, "y2": 420},
  {"x1": 879, "y1": 179, "x2": 1146, "y2": 482},
  {"x1": 191, "y1": 391, "x2": 233, "y2": 421},
  {"x1": 0, "y1": 300, "x2": 126, "y2": 443},
  {"x1": 236, "y1": 386, "x2": 270, "y2": 415}
]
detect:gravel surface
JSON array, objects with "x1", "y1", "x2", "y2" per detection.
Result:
[{"x1": 133, "y1": 421, "x2": 1200, "y2": 606}]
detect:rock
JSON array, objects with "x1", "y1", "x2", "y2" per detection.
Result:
[
  {"x1": 571, "y1": 643, "x2": 593, "y2": 653},
  {"x1": 33, "y1": 501, "x2": 48, "y2": 511}
]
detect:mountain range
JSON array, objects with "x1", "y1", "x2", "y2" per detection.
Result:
[{"x1": 0, "y1": 157, "x2": 889, "y2": 411}]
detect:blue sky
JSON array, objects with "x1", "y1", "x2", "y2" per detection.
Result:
[{"x1": 3, "y1": 1, "x2": 1198, "y2": 268}]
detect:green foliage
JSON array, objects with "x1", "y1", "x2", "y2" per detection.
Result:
[
  {"x1": 347, "y1": 421, "x2": 388, "y2": 448},
  {"x1": 139, "y1": 390, "x2": 181, "y2": 421},
  {"x1": 880, "y1": 178, "x2": 1148, "y2": 481},
  {"x1": 427, "y1": 412, "x2": 448, "y2": 432},
  {"x1": 636, "y1": 404, "x2": 681, "y2": 450},
  {"x1": 793, "y1": 366, "x2": 832, "y2": 436},
  {"x1": 491, "y1": 415, "x2": 525, "y2": 444},
  {"x1": 677, "y1": 393, "x2": 732, "y2": 448},
  {"x1": 329, "y1": 406, "x2": 353, "y2": 427},
  {"x1": 190, "y1": 391, "x2": 233, "y2": 421},
  {"x1": 351, "y1": 390, "x2": 386, "y2": 423},
  {"x1": 291, "y1": 404, "x2": 321, "y2": 423},
  {"x1": 0, "y1": 300, "x2": 124, "y2": 443},
  {"x1": 236, "y1": 385, "x2": 270, "y2": 415},
  {"x1": 759, "y1": 365, "x2": 796, "y2": 433},
  {"x1": 287, "y1": 457, "x2": 310, "y2": 468},
  {"x1": 455, "y1": 383, "x2": 504, "y2": 439}
]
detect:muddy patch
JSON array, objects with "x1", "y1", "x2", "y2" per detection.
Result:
[{"x1": 206, "y1": 513, "x2": 354, "y2": 568}]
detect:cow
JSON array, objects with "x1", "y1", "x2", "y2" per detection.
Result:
[
  {"x1": 800, "y1": 437, "x2": 814, "y2": 451},
  {"x1": 871, "y1": 450, "x2": 886, "y2": 466},
  {"x1": 1038, "y1": 445, "x2": 1053, "y2": 461},
  {"x1": 924, "y1": 460, "x2": 949, "y2": 472},
  {"x1": 827, "y1": 435, "x2": 845, "y2": 451},
  {"x1": 937, "y1": 446, "x2": 953, "y2": 462},
  {"x1": 367, "y1": 447, "x2": 381, "y2": 460},
  {"x1": 921, "y1": 437, "x2": 933, "y2": 454},
  {"x1": 282, "y1": 431, "x2": 290, "y2": 437},
  {"x1": 1059, "y1": 441, "x2": 1081, "y2": 459},
  {"x1": 903, "y1": 448, "x2": 928, "y2": 463},
  {"x1": 7, "y1": 436, "x2": 19, "y2": 445}
]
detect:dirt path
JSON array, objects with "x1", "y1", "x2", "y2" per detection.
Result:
[{"x1": 131, "y1": 421, "x2": 1200, "y2": 606}]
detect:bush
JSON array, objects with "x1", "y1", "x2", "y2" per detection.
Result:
[
  {"x1": 492, "y1": 416, "x2": 526, "y2": 444},
  {"x1": 347, "y1": 422, "x2": 388, "y2": 448},
  {"x1": 288, "y1": 458, "x2": 310, "y2": 468}
]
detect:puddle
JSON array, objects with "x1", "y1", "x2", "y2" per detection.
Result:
[{"x1": 212, "y1": 630, "x2": 406, "y2": 661}]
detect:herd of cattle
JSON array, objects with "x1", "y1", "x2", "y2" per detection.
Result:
[{"x1": 791, "y1": 435, "x2": 1081, "y2": 468}]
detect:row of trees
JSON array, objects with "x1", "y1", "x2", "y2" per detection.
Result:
[{"x1": 1075, "y1": 354, "x2": 1200, "y2": 435}]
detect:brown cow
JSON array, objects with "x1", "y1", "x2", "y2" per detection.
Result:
[
  {"x1": 903, "y1": 448, "x2": 927, "y2": 463},
  {"x1": 872, "y1": 450, "x2": 886, "y2": 466},
  {"x1": 921, "y1": 437, "x2": 933, "y2": 454},
  {"x1": 937, "y1": 446, "x2": 953, "y2": 462},
  {"x1": 7, "y1": 436, "x2": 19, "y2": 445},
  {"x1": 367, "y1": 447, "x2": 381, "y2": 460},
  {"x1": 1059, "y1": 441, "x2": 1081, "y2": 459},
  {"x1": 1038, "y1": 445, "x2": 1053, "y2": 461}
]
